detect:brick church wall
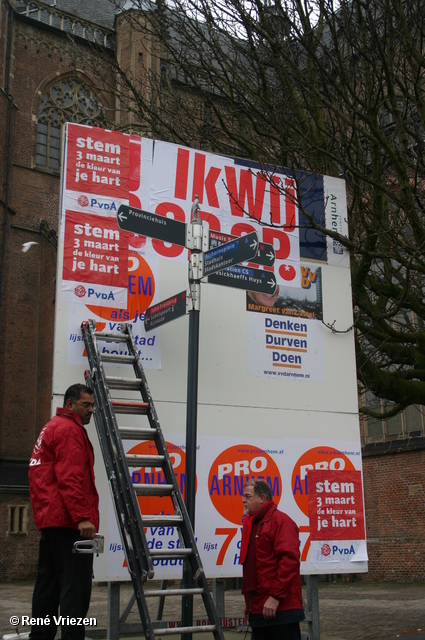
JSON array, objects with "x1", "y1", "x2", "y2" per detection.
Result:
[
  {"x1": 362, "y1": 449, "x2": 425, "y2": 582},
  {"x1": 0, "y1": 3, "x2": 114, "y2": 579}
]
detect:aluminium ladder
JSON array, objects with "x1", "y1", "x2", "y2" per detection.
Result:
[{"x1": 81, "y1": 319, "x2": 225, "y2": 640}]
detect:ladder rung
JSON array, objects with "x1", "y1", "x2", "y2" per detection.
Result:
[
  {"x1": 119, "y1": 427, "x2": 157, "y2": 440},
  {"x1": 95, "y1": 331, "x2": 128, "y2": 342},
  {"x1": 101, "y1": 354, "x2": 136, "y2": 364},
  {"x1": 112, "y1": 399, "x2": 150, "y2": 414},
  {"x1": 134, "y1": 484, "x2": 174, "y2": 496},
  {"x1": 142, "y1": 515, "x2": 183, "y2": 527},
  {"x1": 159, "y1": 626, "x2": 216, "y2": 635},
  {"x1": 125, "y1": 454, "x2": 165, "y2": 467},
  {"x1": 150, "y1": 548, "x2": 193, "y2": 559},
  {"x1": 145, "y1": 588, "x2": 204, "y2": 597},
  {"x1": 106, "y1": 376, "x2": 142, "y2": 390}
]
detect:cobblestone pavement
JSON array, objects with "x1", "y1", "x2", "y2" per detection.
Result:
[
  {"x1": 0, "y1": 580, "x2": 424, "y2": 640},
  {"x1": 313, "y1": 582, "x2": 425, "y2": 640}
]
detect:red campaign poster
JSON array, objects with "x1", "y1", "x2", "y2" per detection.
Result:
[
  {"x1": 62, "y1": 210, "x2": 128, "y2": 289},
  {"x1": 307, "y1": 469, "x2": 365, "y2": 540},
  {"x1": 65, "y1": 123, "x2": 129, "y2": 198}
]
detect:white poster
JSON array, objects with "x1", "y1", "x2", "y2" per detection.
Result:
[
  {"x1": 138, "y1": 141, "x2": 301, "y2": 287},
  {"x1": 246, "y1": 263, "x2": 324, "y2": 381},
  {"x1": 94, "y1": 435, "x2": 367, "y2": 580},
  {"x1": 51, "y1": 124, "x2": 366, "y2": 582},
  {"x1": 56, "y1": 124, "x2": 162, "y2": 368}
]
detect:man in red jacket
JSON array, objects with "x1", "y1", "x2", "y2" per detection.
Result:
[
  {"x1": 28, "y1": 383, "x2": 99, "y2": 640},
  {"x1": 240, "y1": 479, "x2": 305, "y2": 640}
]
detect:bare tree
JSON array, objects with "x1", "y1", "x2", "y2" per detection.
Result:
[{"x1": 102, "y1": 0, "x2": 425, "y2": 416}]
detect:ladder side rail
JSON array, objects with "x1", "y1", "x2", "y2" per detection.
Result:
[
  {"x1": 124, "y1": 325, "x2": 225, "y2": 640},
  {"x1": 82, "y1": 322, "x2": 154, "y2": 579},
  {"x1": 195, "y1": 572, "x2": 226, "y2": 637}
]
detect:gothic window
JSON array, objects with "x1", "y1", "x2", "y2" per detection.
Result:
[{"x1": 36, "y1": 78, "x2": 106, "y2": 170}]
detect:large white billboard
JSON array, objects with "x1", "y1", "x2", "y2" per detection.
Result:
[{"x1": 52, "y1": 123, "x2": 367, "y2": 580}]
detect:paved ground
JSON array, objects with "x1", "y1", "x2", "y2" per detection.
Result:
[{"x1": 0, "y1": 579, "x2": 424, "y2": 640}]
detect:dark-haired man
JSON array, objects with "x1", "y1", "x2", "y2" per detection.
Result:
[
  {"x1": 240, "y1": 479, "x2": 305, "y2": 640},
  {"x1": 29, "y1": 384, "x2": 99, "y2": 640}
]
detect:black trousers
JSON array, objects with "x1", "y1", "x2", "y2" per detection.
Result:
[
  {"x1": 251, "y1": 621, "x2": 302, "y2": 640},
  {"x1": 29, "y1": 528, "x2": 94, "y2": 640}
]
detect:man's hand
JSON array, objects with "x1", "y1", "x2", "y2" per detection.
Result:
[
  {"x1": 78, "y1": 519, "x2": 96, "y2": 539},
  {"x1": 263, "y1": 596, "x2": 279, "y2": 619}
]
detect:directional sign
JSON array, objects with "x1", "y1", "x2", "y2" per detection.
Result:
[
  {"x1": 208, "y1": 265, "x2": 277, "y2": 295},
  {"x1": 253, "y1": 243, "x2": 275, "y2": 268},
  {"x1": 117, "y1": 205, "x2": 187, "y2": 247},
  {"x1": 144, "y1": 290, "x2": 187, "y2": 332},
  {"x1": 201, "y1": 232, "x2": 258, "y2": 277},
  {"x1": 209, "y1": 230, "x2": 275, "y2": 268}
]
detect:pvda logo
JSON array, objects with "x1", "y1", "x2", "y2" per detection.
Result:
[{"x1": 77, "y1": 195, "x2": 117, "y2": 211}]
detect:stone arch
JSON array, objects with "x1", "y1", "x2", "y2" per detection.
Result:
[{"x1": 34, "y1": 73, "x2": 107, "y2": 170}]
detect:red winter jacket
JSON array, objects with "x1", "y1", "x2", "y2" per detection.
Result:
[
  {"x1": 241, "y1": 501, "x2": 304, "y2": 618},
  {"x1": 29, "y1": 407, "x2": 99, "y2": 531}
]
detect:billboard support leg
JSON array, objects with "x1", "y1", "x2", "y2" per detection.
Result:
[
  {"x1": 107, "y1": 581, "x2": 120, "y2": 640},
  {"x1": 306, "y1": 575, "x2": 320, "y2": 640},
  {"x1": 212, "y1": 579, "x2": 225, "y2": 618}
]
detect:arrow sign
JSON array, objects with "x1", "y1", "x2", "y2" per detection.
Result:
[
  {"x1": 201, "y1": 231, "x2": 258, "y2": 277},
  {"x1": 255, "y1": 243, "x2": 276, "y2": 268},
  {"x1": 208, "y1": 265, "x2": 277, "y2": 294},
  {"x1": 144, "y1": 290, "x2": 187, "y2": 332},
  {"x1": 117, "y1": 205, "x2": 187, "y2": 247},
  {"x1": 209, "y1": 230, "x2": 275, "y2": 267}
]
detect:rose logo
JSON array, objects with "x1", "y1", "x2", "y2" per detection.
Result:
[
  {"x1": 321, "y1": 544, "x2": 331, "y2": 557},
  {"x1": 74, "y1": 285, "x2": 86, "y2": 298},
  {"x1": 78, "y1": 195, "x2": 89, "y2": 207}
]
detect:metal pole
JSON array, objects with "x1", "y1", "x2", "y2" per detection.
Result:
[
  {"x1": 184, "y1": 299, "x2": 200, "y2": 526},
  {"x1": 182, "y1": 203, "x2": 202, "y2": 640}
]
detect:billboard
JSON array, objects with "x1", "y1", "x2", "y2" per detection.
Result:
[{"x1": 52, "y1": 123, "x2": 367, "y2": 580}]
